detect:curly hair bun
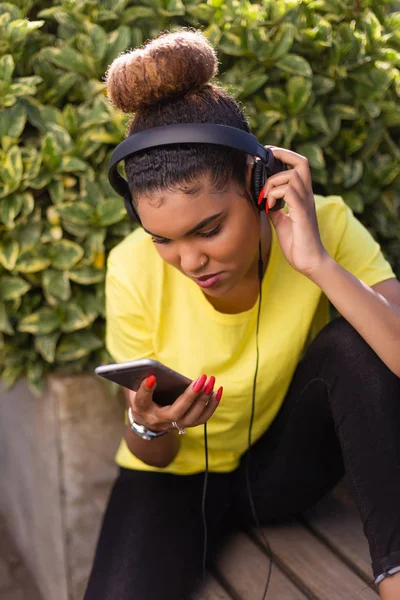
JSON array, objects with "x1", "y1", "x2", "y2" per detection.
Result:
[{"x1": 105, "y1": 29, "x2": 219, "y2": 113}]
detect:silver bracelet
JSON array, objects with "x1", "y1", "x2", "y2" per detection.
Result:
[
  {"x1": 374, "y1": 565, "x2": 400, "y2": 585},
  {"x1": 128, "y1": 407, "x2": 168, "y2": 441}
]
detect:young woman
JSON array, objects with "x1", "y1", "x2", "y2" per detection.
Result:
[{"x1": 84, "y1": 29, "x2": 400, "y2": 600}]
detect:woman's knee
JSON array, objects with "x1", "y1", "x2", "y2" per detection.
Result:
[{"x1": 312, "y1": 316, "x2": 395, "y2": 377}]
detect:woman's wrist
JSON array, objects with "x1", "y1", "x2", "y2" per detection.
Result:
[{"x1": 124, "y1": 425, "x2": 180, "y2": 468}]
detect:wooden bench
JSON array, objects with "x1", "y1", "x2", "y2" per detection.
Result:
[{"x1": 197, "y1": 481, "x2": 378, "y2": 599}]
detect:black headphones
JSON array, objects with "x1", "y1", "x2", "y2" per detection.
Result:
[{"x1": 108, "y1": 123, "x2": 286, "y2": 222}]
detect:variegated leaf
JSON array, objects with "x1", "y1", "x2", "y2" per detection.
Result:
[
  {"x1": 51, "y1": 240, "x2": 84, "y2": 270},
  {"x1": 42, "y1": 270, "x2": 71, "y2": 301},
  {"x1": 0, "y1": 276, "x2": 31, "y2": 300},
  {"x1": 18, "y1": 307, "x2": 60, "y2": 334},
  {"x1": 0, "y1": 240, "x2": 19, "y2": 270},
  {"x1": 34, "y1": 332, "x2": 60, "y2": 364},
  {"x1": 56, "y1": 330, "x2": 103, "y2": 362}
]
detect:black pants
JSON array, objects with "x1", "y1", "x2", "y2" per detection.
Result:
[{"x1": 84, "y1": 317, "x2": 400, "y2": 600}]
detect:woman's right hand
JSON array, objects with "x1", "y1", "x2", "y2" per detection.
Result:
[{"x1": 127, "y1": 374, "x2": 223, "y2": 433}]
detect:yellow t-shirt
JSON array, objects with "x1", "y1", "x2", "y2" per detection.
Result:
[{"x1": 106, "y1": 195, "x2": 395, "y2": 475}]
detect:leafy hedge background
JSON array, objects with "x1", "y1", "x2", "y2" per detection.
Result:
[{"x1": 1, "y1": 0, "x2": 400, "y2": 394}]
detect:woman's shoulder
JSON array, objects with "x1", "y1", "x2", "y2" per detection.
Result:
[{"x1": 107, "y1": 227, "x2": 159, "y2": 273}]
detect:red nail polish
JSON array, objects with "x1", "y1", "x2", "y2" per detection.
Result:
[
  {"x1": 193, "y1": 374, "x2": 207, "y2": 393},
  {"x1": 204, "y1": 376, "x2": 215, "y2": 395},
  {"x1": 145, "y1": 375, "x2": 156, "y2": 389},
  {"x1": 215, "y1": 387, "x2": 223, "y2": 402},
  {"x1": 257, "y1": 188, "x2": 265, "y2": 206}
]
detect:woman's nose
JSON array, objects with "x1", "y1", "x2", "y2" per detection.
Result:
[{"x1": 179, "y1": 245, "x2": 204, "y2": 275}]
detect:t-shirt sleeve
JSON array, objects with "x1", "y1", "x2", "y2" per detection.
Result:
[
  {"x1": 105, "y1": 255, "x2": 154, "y2": 363},
  {"x1": 333, "y1": 200, "x2": 395, "y2": 286}
]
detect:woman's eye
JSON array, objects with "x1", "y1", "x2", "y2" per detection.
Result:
[
  {"x1": 198, "y1": 224, "x2": 221, "y2": 238},
  {"x1": 151, "y1": 237, "x2": 170, "y2": 245}
]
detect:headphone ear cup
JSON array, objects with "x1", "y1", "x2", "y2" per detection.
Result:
[
  {"x1": 251, "y1": 158, "x2": 267, "y2": 210},
  {"x1": 124, "y1": 195, "x2": 141, "y2": 223}
]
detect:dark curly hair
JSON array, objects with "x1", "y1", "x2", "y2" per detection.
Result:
[{"x1": 104, "y1": 29, "x2": 251, "y2": 204}]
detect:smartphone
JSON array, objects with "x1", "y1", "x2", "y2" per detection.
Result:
[{"x1": 95, "y1": 358, "x2": 192, "y2": 406}]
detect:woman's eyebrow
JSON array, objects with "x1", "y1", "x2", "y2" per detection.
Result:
[{"x1": 143, "y1": 211, "x2": 224, "y2": 239}]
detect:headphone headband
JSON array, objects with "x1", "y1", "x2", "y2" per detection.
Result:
[{"x1": 108, "y1": 123, "x2": 272, "y2": 199}]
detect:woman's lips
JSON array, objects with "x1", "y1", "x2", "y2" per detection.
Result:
[{"x1": 194, "y1": 272, "x2": 222, "y2": 289}]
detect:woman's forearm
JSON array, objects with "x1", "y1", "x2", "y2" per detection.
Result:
[
  {"x1": 124, "y1": 425, "x2": 180, "y2": 468},
  {"x1": 308, "y1": 255, "x2": 400, "y2": 378}
]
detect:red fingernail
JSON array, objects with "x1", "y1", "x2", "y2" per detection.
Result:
[
  {"x1": 204, "y1": 376, "x2": 215, "y2": 395},
  {"x1": 257, "y1": 188, "x2": 265, "y2": 205},
  {"x1": 216, "y1": 387, "x2": 223, "y2": 402},
  {"x1": 193, "y1": 374, "x2": 207, "y2": 393},
  {"x1": 145, "y1": 375, "x2": 156, "y2": 389}
]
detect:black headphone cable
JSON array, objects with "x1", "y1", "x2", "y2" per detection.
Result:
[{"x1": 201, "y1": 241, "x2": 273, "y2": 599}]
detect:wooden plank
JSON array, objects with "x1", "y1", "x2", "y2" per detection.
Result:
[
  {"x1": 255, "y1": 522, "x2": 379, "y2": 600},
  {"x1": 195, "y1": 574, "x2": 233, "y2": 599},
  {"x1": 214, "y1": 531, "x2": 308, "y2": 599},
  {"x1": 303, "y1": 483, "x2": 373, "y2": 584}
]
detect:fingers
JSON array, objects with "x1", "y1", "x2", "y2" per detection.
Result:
[
  {"x1": 130, "y1": 373, "x2": 223, "y2": 432},
  {"x1": 267, "y1": 146, "x2": 312, "y2": 189},
  {"x1": 157, "y1": 375, "x2": 222, "y2": 429},
  {"x1": 132, "y1": 375, "x2": 157, "y2": 412},
  {"x1": 156, "y1": 374, "x2": 207, "y2": 423}
]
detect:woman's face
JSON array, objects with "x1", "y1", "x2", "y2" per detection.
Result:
[{"x1": 136, "y1": 172, "x2": 262, "y2": 297}]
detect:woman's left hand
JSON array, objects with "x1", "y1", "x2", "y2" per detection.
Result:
[{"x1": 261, "y1": 146, "x2": 329, "y2": 277}]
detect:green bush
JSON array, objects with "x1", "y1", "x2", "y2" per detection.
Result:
[{"x1": 1, "y1": 0, "x2": 399, "y2": 394}]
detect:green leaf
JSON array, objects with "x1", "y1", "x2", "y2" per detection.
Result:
[
  {"x1": 123, "y1": 6, "x2": 156, "y2": 21},
  {"x1": 104, "y1": 26, "x2": 132, "y2": 66},
  {"x1": 0, "y1": 240, "x2": 19, "y2": 270},
  {"x1": 0, "y1": 54, "x2": 15, "y2": 86},
  {"x1": 257, "y1": 111, "x2": 282, "y2": 137},
  {"x1": 306, "y1": 104, "x2": 330, "y2": 134},
  {"x1": 219, "y1": 32, "x2": 246, "y2": 56},
  {"x1": 41, "y1": 47, "x2": 92, "y2": 76},
  {"x1": 0, "y1": 276, "x2": 31, "y2": 301},
  {"x1": 296, "y1": 143, "x2": 325, "y2": 169},
  {"x1": 96, "y1": 198, "x2": 126, "y2": 226},
  {"x1": 330, "y1": 104, "x2": 359, "y2": 120},
  {"x1": 42, "y1": 133, "x2": 62, "y2": 172},
  {"x1": 7, "y1": 18, "x2": 44, "y2": 44},
  {"x1": 268, "y1": 23, "x2": 295, "y2": 61},
  {"x1": 238, "y1": 75, "x2": 269, "y2": 100},
  {"x1": 0, "y1": 146, "x2": 23, "y2": 191},
  {"x1": 61, "y1": 303, "x2": 95, "y2": 333},
  {"x1": 10, "y1": 76, "x2": 42, "y2": 98},
  {"x1": 276, "y1": 54, "x2": 312, "y2": 78},
  {"x1": 17, "y1": 222, "x2": 43, "y2": 251},
  {"x1": 15, "y1": 248, "x2": 51, "y2": 273},
  {"x1": 42, "y1": 270, "x2": 71, "y2": 301},
  {"x1": 312, "y1": 75, "x2": 335, "y2": 96},
  {"x1": 56, "y1": 202, "x2": 93, "y2": 225},
  {"x1": 286, "y1": 77, "x2": 312, "y2": 114},
  {"x1": 58, "y1": 156, "x2": 87, "y2": 173},
  {"x1": 18, "y1": 307, "x2": 60, "y2": 335},
  {"x1": 1, "y1": 364, "x2": 23, "y2": 389},
  {"x1": 51, "y1": 239, "x2": 84, "y2": 270},
  {"x1": 0, "y1": 300, "x2": 13, "y2": 334},
  {"x1": 68, "y1": 265, "x2": 104, "y2": 285},
  {"x1": 342, "y1": 191, "x2": 364, "y2": 213},
  {"x1": 0, "y1": 103, "x2": 27, "y2": 149},
  {"x1": 0, "y1": 194, "x2": 23, "y2": 227},
  {"x1": 56, "y1": 330, "x2": 103, "y2": 362},
  {"x1": 83, "y1": 22, "x2": 107, "y2": 62},
  {"x1": 34, "y1": 332, "x2": 60, "y2": 364}
]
